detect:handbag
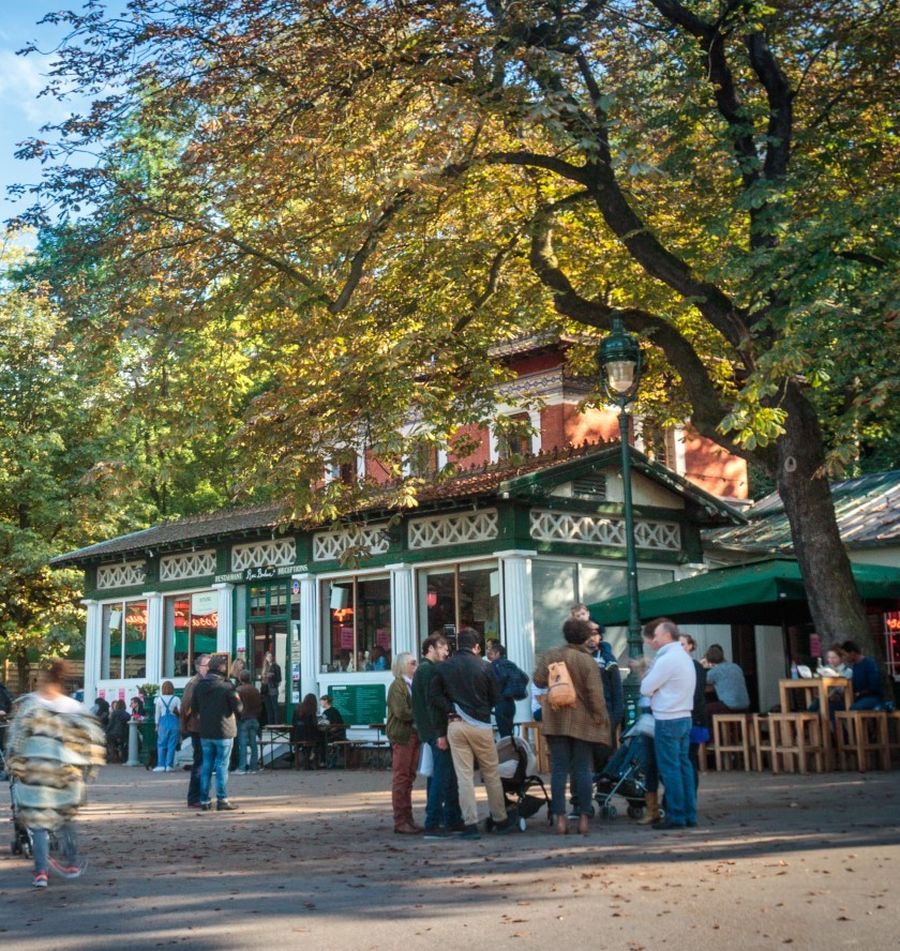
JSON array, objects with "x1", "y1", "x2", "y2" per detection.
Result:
[
  {"x1": 417, "y1": 741, "x2": 434, "y2": 777},
  {"x1": 546, "y1": 660, "x2": 577, "y2": 710}
]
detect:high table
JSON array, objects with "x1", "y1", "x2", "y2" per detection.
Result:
[{"x1": 778, "y1": 677, "x2": 853, "y2": 768}]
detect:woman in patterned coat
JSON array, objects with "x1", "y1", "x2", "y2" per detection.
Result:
[{"x1": 6, "y1": 659, "x2": 106, "y2": 888}]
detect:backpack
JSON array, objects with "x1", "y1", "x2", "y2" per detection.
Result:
[
  {"x1": 546, "y1": 660, "x2": 577, "y2": 710},
  {"x1": 498, "y1": 659, "x2": 530, "y2": 701}
]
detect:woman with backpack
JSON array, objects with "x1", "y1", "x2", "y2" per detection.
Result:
[{"x1": 533, "y1": 618, "x2": 610, "y2": 836}]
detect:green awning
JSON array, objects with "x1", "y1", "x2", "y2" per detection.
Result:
[{"x1": 590, "y1": 557, "x2": 900, "y2": 625}]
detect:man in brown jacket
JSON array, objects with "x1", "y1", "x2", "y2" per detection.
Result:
[
  {"x1": 533, "y1": 619, "x2": 610, "y2": 835},
  {"x1": 180, "y1": 653, "x2": 209, "y2": 808}
]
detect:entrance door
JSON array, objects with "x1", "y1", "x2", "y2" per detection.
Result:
[{"x1": 247, "y1": 581, "x2": 290, "y2": 720}]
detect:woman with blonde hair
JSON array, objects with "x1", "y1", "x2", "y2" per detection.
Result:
[
  {"x1": 386, "y1": 651, "x2": 421, "y2": 834},
  {"x1": 6, "y1": 659, "x2": 106, "y2": 888}
]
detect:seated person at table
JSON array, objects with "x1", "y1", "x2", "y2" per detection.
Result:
[
  {"x1": 841, "y1": 640, "x2": 884, "y2": 711},
  {"x1": 703, "y1": 644, "x2": 750, "y2": 717},
  {"x1": 291, "y1": 693, "x2": 325, "y2": 767},
  {"x1": 367, "y1": 645, "x2": 389, "y2": 671},
  {"x1": 319, "y1": 695, "x2": 347, "y2": 741},
  {"x1": 809, "y1": 645, "x2": 852, "y2": 715}
]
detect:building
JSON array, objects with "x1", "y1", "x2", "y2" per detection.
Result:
[{"x1": 51, "y1": 442, "x2": 744, "y2": 723}]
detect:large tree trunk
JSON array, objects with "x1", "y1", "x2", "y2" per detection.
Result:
[{"x1": 776, "y1": 383, "x2": 882, "y2": 664}]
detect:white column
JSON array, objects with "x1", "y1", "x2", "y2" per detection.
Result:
[
  {"x1": 212, "y1": 583, "x2": 234, "y2": 655},
  {"x1": 142, "y1": 591, "x2": 163, "y2": 683},
  {"x1": 82, "y1": 600, "x2": 101, "y2": 704},
  {"x1": 497, "y1": 550, "x2": 537, "y2": 723},
  {"x1": 389, "y1": 563, "x2": 417, "y2": 659},
  {"x1": 528, "y1": 409, "x2": 542, "y2": 455},
  {"x1": 296, "y1": 573, "x2": 320, "y2": 701}
]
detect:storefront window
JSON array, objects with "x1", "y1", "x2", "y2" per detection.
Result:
[
  {"x1": 320, "y1": 575, "x2": 391, "y2": 672},
  {"x1": 163, "y1": 591, "x2": 218, "y2": 677},
  {"x1": 101, "y1": 599, "x2": 147, "y2": 679},
  {"x1": 418, "y1": 562, "x2": 499, "y2": 649}
]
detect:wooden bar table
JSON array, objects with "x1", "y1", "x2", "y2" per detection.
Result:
[{"x1": 778, "y1": 677, "x2": 853, "y2": 768}]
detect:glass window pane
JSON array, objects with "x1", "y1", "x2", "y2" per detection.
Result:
[
  {"x1": 322, "y1": 580, "x2": 354, "y2": 672},
  {"x1": 358, "y1": 577, "x2": 391, "y2": 671},
  {"x1": 420, "y1": 569, "x2": 456, "y2": 645},
  {"x1": 123, "y1": 600, "x2": 147, "y2": 679},
  {"x1": 249, "y1": 586, "x2": 268, "y2": 617},
  {"x1": 458, "y1": 565, "x2": 499, "y2": 639},
  {"x1": 532, "y1": 562, "x2": 577, "y2": 656},
  {"x1": 191, "y1": 591, "x2": 219, "y2": 663},
  {"x1": 102, "y1": 602, "x2": 123, "y2": 679}
]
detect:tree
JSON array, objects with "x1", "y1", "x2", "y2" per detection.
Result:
[{"x1": 12, "y1": 1, "x2": 899, "y2": 656}]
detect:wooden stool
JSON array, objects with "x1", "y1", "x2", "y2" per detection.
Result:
[
  {"x1": 886, "y1": 712, "x2": 900, "y2": 769},
  {"x1": 712, "y1": 713, "x2": 753, "y2": 771},
  {"x1": 767, "y1": 713, "x2": 825, "y2": 774},
  {"x1": 751, "y1": 714, "x2": 773, "y2": 772},
  {"x1": 519, "y1": 721, "x2": 550, "y2": 773},
  {"x1": 834, "y1": 711, "x2": 890, "y2": 771}
]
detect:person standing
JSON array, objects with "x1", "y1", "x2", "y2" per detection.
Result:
[
  {"x1": 429, "y1": 627, "x2": 513, "y2": 839},
  {"x1": 6, "y1": 659, "x2": 106, "y2": 888},
  {"x1": 153, "y1": 681, "x2": 181, "y2": 772},
  {"x1": 485, "y1": 639, "x2": 528, "y2": 738},
  {"x1": 678, "y1": 633, "x2": 709, "y2": 791},
  {"x1": 533, "y1": 618, "x2": 611, "y2": 836},
  {"x1": 640, "y1": 618, "x2": 697, "y2": 831},
  {"x1": 387, "y1": 652, "x2": 422, "y2": 834},
  {"x1": 412, "y1": 634, "x2": 463, "y2": 838},
  {"x1": 193, "y1": 655, "x2": 242, "y2": 811},
  {"x1": 235, "y1": 671, "x2": 262, "y2": 774},
  {"x1": 180, "y1": 653, "x2": 210, "y2": 808},
  {"x1": 261, "y1": 650, "x2": 282, "y2": 726}
]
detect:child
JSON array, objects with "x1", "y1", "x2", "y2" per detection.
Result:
[{"x1": 153, "y1": 681, "x2": 181, "y2": 772}]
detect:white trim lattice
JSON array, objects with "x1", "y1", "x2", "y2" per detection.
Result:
[
  {"x1": 96, "y1": 561, "x2": 146, "y2": 590},
  {"x1": 159, "y1": 549, "x2": 217, "y2": 582},
  {"x1": 529, "y1": 510, "x2": 681, "y2": 552},
  {"x1": 231, "y1": 538, "x2": 297, "y2": 572},
  {"x1": 312, "y1": 524, "x2": 391, "y2": 562},
  {"x1": 408, "y1": 509, "x2": 499, "y2": 550}
]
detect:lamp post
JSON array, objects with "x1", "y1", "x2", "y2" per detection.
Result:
[{"x1": 597, "y1": 317, "x2": 643, "y2": 725}]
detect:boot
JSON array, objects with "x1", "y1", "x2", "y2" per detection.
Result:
[{"x1": 637, "y1": 792, "x2": 660, "y2": 825}]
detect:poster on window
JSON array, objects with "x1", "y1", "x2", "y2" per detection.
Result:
[
  {"x1": 191, "y1": 591, "x2": 217, "y2": 616},
  {"x1": 376, "y1": 628, "x2": 391, "y2": 650}
]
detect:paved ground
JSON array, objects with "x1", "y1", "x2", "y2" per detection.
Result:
[{"x1": 2, "y1": 765, "x2": 899, "y2": 950}]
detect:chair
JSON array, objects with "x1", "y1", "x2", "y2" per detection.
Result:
[
  {"x1": 751, "y1": 714, "x2": 773, "y2": 772},
  {"x1": 518, "y1": 721, "x2": 550, "y2": 773},
  {"x1": 712, "y1": 713, "x2": 753, "y2": 771},
  {"x1": 834, "y1": 711, "x2": 890, "y2": 771},
  {"x1": 767, "y1": 713, "x2": 825, "y2": 774}
]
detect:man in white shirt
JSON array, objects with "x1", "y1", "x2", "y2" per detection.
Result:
[{"x1": 640, "y1": 618, "x2": 697, "y2": 830}]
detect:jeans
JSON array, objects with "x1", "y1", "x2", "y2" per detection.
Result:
[
  {"x1": 494, "y1": 699, "x2": 515, "y2": 738},
  {"x1": 200, "y1": 738, "x2": 234, "y2": 803},
  {"x1": 156, "y1": 716, "x2": 180, "y2": 769},
  {"x1": 547, "y1": 735, "x2": 594, "y2": 818},
  {"x1": 850, "y1": 696, "x2": 883, "y2": 711},
  {"x1": 187, "y1": 733, "x2": 203, "y2": 805},
  {"x1": 653, "y1": 717, "x2": 695, "y2": 825},
  {"x1": 425, "y1": 739, "x2": 463, "y2": 830},
  {"x1": 447, "y1": 720, "x2": 507, "y2": 826},
  {"x1": 237, "y1": 718, "x2": 259, "y2": 771},
  {"x1": 32, "y1": 823, "x2": 79, "y2": 875}
]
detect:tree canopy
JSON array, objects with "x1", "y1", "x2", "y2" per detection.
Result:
[{"x1": 10, "y1": 0, "x2": 900, "y2": 644}]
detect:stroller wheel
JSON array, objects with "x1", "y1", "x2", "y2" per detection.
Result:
[
  {"x1": 627, "y1": 805, "x2": 644, "y2": 820},
  {"x1": 600, "y1": 804, "x2": 617, "y2": 820},
  {"x1": 518, "y1": 816, "x2": 527, "y2": 832}
]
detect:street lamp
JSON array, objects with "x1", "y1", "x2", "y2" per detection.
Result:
[{"x1": 597, "y1": 317, "x2": 643, "y2": 725}]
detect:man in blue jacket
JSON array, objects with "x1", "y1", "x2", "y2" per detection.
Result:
[{"x1": 841, "y1": 640, "x2": 884, "y2": 710}]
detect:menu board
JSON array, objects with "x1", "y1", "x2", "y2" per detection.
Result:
[{"x1": 328, "y1": 683, "x2": 387, "y2": 726}]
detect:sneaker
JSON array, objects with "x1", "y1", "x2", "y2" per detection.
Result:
[
  {"x1": 152, "y1": 766, "x2": 166, "y2": 772},
  {"x1": 49, "y1": 857, "x2": 87, "y2": 879},
  {"x1": 456, "y1": 824, "x2": 481, "y2": 840},
  {"x1": 32, "y1": 872, "x2": 49, "y2": 888},
  {"x1": 423, "y1": 826, "x2": 453, "y2": 840},
  {"x1": 199, "y1": 802, "x2": 213, "y2": 811},
  {"x1": 216, "y1": 799, "x2": 239, "y2": 811},
  {"x1": 187, "y1": 802, "x2": 202, "y2": 809},
  {"x1": 233, "y1": 769, "x2": 247, "y2": 775},
  {"x1": 491, "y1": 818, "x2": 518, "y2": 835}
]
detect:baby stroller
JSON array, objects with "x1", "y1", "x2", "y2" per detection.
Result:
[
  {"x1": 8, "y1": 773, "x2": 57, "y2": 859},
  {"x1": 593, "y1": 719, "x2": 650, "y2": 820},
  {"x1": 486, "y1": 734, "x2": 551, "y2": 832}
]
